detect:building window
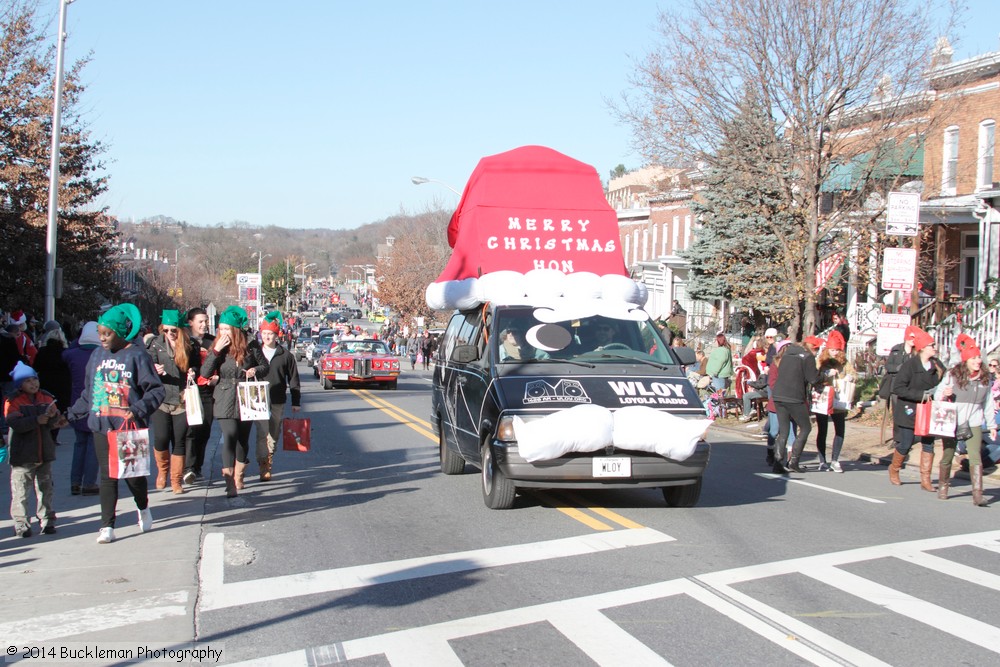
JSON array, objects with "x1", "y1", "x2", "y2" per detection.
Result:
[
  {"x1": 672, "y1": 216, "x2": 679, "y2": 253},
  {"x1": 978, "y1": 120, "x2": 995, "y2": 190},
  {"x1": 942, "y1": 126, "x2": 959, "y2": 196}
]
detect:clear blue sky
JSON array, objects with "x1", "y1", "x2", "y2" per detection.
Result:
[{"x1": 58, "y1": 1, "x2": 998, "y2": 231}]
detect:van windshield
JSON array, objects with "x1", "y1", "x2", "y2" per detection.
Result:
[{"x1": 493, "y1": 307, "x2": 679, "y2": 365}]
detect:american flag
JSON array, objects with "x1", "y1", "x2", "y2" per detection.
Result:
[{"x1": 815, "y1": 252, "x2": 846, "y2": 294}]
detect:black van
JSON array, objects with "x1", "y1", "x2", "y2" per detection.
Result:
[{"x1": 431, "y1": 304, "x2": 711, "y2": 509}]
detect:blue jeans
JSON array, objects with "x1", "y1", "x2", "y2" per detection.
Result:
[
  {"x1": 71, "y1": 428, "x2": 98, "y2": 487},
  {"x1": 767, "y1": 411, "x2": 796, "y2": 450}
]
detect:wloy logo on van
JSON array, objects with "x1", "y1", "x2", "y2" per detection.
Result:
[
  {"x1": 607, "y1": 380, "x2": 689, "y2": 405},
  {"x1": 523, "y1": 379, "x2": 591, "y2": 404}
]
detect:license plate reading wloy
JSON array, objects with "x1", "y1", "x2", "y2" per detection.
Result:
[{"x1": 592, "y1": 457, "x2": 631, "y2": 478}]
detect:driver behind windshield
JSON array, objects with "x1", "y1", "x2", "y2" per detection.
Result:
[
  {"x1": 587, "y1": 322, "x2": 619, "y2": 351},
  {"x1": 499, "y1": 328, "x2": 533, "y2": 361}
]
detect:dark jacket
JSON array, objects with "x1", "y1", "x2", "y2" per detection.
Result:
[
  {"x1": 892, "y1": 354, "x2": 946, "y2": 430},
  {"x1": 145, "y1": 334, "x2": 200, "y2": 407},
  {"x1": 33, "y1": 340, "x2": 72, "y2": 410},
  {"x1": 67, "y1": 342, "x2": 165, "y2": 432},
  {"x1": 4, "y1": 389, "x2": 58, "y2": 466},
  {"x1": 771, "y1": 344, "x2": 820, "y2": 404},
  {"x1": 201, "y1": 340, "x2": 269, "y2": 420},
  {"x1": 878, "y1": 342, "x2": 914, "y2": 399},
  {"x1": 62, "y1": 342, "x2": 97, "y2": 432},
  {"x1": 260, "y1": 344, "x2": 300, "y2": 407}
]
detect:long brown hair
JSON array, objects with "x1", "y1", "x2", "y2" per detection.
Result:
[
  {"x1": 160, "y1": 324, "x2": 192, "y2": 372},
  {"x1": 229, "y1": 327, "x2": 248, "y2": 365},
  {"x1": 950, "y1": 359, "x2": 989, "y2": 390},
  {"x1": 817, "y1": 348, "x2": 845, "y2": 371}
]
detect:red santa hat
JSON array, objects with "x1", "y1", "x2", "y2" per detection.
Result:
[
  {"x1": 956, "y1": 333, "x2": 981, "y2": 362},
  {"x1": 803, "y1": 336, "x2": 826, "y2": 350},
  {"x1": 8, "y1": 309, "x2": 26, "y2": 326},
  {"x1": 826, "y1": 330, "x2": 846, "y2": 351},
  {"x1": 903, "y1": 325, "x2": 921, "y2": 342},
  {"x1": 911, "y1": 328, "x2": 935, "y2": 352}
]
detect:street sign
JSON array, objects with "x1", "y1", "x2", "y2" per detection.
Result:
[
  {"x1": 881, "y1": 247, "x2": 916, "y2": 291},
  {"x1": 876, "y1": 313, "x2": 911, "y2": 355},
  {"x1": 237, "y1": 273, "x2": 261, "y2": 287},
  {"x1": 885, "y1": 191, "x2": 920, "y2": 236}
]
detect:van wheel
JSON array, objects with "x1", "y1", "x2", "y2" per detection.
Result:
[
  {"x1": 481, "y1": 443, "x2": 516, "y2": 509},
  {"x1": 662, "y1": 479, "x2": 702, "y2": 507},
  {"x1": 439, "y1": 423, "x2": 465, "y2": 475}
]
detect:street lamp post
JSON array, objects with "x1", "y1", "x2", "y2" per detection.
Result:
[
  {"x1": 297, "y1": 262, "x2": 316, "y2": 307},
  {"x1": 173, "y1": 243, "x2": 189, "y2": 295},
  {"x1": 411, "y1": 176, "x2": 461, "y2": 196},
  {"x1": 252, "y1": 250, "x2": 271, "y2": 322},
  {"x1": 44, "y1": 0, "x2": 75, "y2": 322}
]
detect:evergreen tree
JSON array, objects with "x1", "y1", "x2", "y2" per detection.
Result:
[
  {"x1": 0, "y1": 1, "x2": 119, "y2": 321},
  {"x1": 683, "y1": 94, "x2": 808, "y2": 332}
]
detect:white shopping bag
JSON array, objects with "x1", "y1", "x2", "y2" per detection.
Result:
[{"x1": 237, "y1": 380, "x2": 270, "y2": 421}]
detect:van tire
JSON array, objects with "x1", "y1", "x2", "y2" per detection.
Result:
[
  {"x1": 662, "y1": 479, "x2": 702, "y2": 507},
  {"x1": 481, "y1": 443, "x2": 516, "y2": 509},
  {"x1": 439, "y1": 423, "x2": 465, "y2": 475}
]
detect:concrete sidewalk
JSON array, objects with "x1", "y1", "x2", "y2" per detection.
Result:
[{"x1": 0, "y1": 426, "x2": 213, "y2": 649}]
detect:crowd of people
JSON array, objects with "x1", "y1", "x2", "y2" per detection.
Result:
[
  {"x1": 685, "y1": 321, "x2": 1000, "y2": 499},
  {"x1": 1, "y1": 303, "x2": 301, "y2": 544}
]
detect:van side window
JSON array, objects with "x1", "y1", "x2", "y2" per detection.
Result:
[{"x1": 441, "y1": 314, "x2": 465, "y2": 362}]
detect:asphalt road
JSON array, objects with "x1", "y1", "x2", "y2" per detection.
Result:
[{"x1": 2, "y1": 357, "x2": 1000, "y2": 666}]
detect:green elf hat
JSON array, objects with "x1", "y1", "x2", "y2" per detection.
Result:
[
  {"x1": 218, "y1": 305, "x2": 249, "y2": 330},
  {"x1": 97, "y1": 303, "x2": 143, "y2": 341},
  {"x1": 161, "y1": 309, "x2": 182, "y2": 327},
  {"x1": 260, "y1": 310, "x2": 283, "y2": 333}
]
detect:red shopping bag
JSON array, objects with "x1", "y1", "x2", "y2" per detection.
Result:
[
  {"x1": 107, "y1": 420, "x2": 151, "y2": 479},
  {"x1": 914, "y1": 401, "x2": 932, "y2": 436},
  {"x1": 282, "y1": 417, "x2": 311, "y2": 452}
]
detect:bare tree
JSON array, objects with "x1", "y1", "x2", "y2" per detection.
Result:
[
  {"x1": 374, "y1": 209, "x2": 451, "y2": 324},
  {"x1": 614, "y1": 0, "x2": 962, "y2": 336}
]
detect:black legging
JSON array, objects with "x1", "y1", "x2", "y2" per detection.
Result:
[
  {"x1": 150, "y1": 409, "x2": 187, "y2": 456},
  {"x1": 815, "y1": 411, "x2": 846, "y2": 461},
  {"x1": 94, "y1": 431, "x2": 149, "y2": 529},
  {"x1": 185, "y1": 395, "x2": 214, "y2": 474},
  {"x1": 217, "y1": 418, "x2": 253, "y2": 469},
  {"x1": 775, "y1": 400, "x2": 813, "y2": 463}
]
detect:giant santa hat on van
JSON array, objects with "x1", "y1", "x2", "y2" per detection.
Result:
[{"x1": 425, "y1": 146, "x2": 647, "y2": 319}]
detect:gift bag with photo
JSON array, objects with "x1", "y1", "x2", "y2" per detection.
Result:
[
  {"x1": 184, "y1": 378, "x2": 204, "y2": 426},
  {"x1": 108, "y1": 421, "x2": 151, "y2": 479},
  {"x1": 282, "y1": 417, "x2": 311, "y2": 452},
  {"x1": 810, "y1": 386, "x2": 834, "y2": 415},
  {"x1": 237, "y1": 380, "x2": 271, "y2": 421},
  {"x1": 833, "y1": 377, "x2": 856, "y2": 412},
  {"x1": 914, "y1": 400, "x2": 957, "y2": 438}
]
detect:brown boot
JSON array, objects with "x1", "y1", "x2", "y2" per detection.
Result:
[
  {"x1": 888, "y1": 451, "x2": 904, "y2": 486},
  {"x1": 170, "y1": 454, "x2": 185, "y2": 494},
  {"x1": 258, "y1": 455, "x2": 272, "y2": 482},
  {"x1": 920, "y1": 451, "x2": 937, "y2": 492},
  {"x1": 234, "y1": 461, "x2": 247, "y2": 490},
  {"x1": 971, "y1": 465, "x2": 989, "y2": 507},
  {"x1": 154, "y1": 450, "x2": 170, "y2": 490},
  {"x1": 937, "y1": 464, "x2": 950, "y2": 499},
  {"x1": 222, "y1": 468, "x2": 237, "y2": 497}
]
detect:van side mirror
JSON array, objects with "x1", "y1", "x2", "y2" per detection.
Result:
[
  {"x1": 451, "y1": 344, "x2": 479, "y2": 364},
  {"x1": 673, "y1": 347, "x2": 696, "y2": 365}
]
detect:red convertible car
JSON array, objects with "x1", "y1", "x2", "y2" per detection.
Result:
[{"x1": 318, "y1": 338, "x2": 400, "y2": 390}]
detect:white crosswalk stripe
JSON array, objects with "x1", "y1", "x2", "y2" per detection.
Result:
[{"x1": 227, "y1": 529, "x2": 1000, "y2": 666}]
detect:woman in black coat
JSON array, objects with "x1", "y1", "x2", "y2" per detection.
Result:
[
  {"x1": 200, "y1": 306, "x2": 268, "y2": 497},
  {"x1": 33, "y1": 324, "x2": 72, "y2": 440},
  {"x1": 889, "y1": 328, "x2": 945, "y2": 490}
]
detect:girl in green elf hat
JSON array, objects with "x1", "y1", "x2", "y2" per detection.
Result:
[
  {"x1": 67, "y1": 303, "x2": 165, "y2": 544},
  {"x1": 200, "y1": 305, "x2": 269, "y2": 497},
  {"x1": 145, "y1": 309, "x2": 200, "y2": 493}
]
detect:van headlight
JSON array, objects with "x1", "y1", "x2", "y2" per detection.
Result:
[{"x1": 496, "y1": 416, "x2": 517, "y2": 443}]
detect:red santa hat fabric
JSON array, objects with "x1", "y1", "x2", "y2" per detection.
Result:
[{"x1": 956, "y1": 333, "x2": 981, "y2": 362}]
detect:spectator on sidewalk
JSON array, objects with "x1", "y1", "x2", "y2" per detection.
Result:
[
  {"x1": 888, "y1": 328, "x2": 945, "y2": 491},
  {"x1": 934, "y1": 334, "x2": 997, "y2": 505},
  {"x1": 254, "y1": 311, "x2": 300, "y2": 482},
  {"x1": 706, "y1": 331, "x2": 734, "y2": 394},
  {"x1": 5, "y1": 362, "x2": 65, "y2": 537},
  {"x1": 62, "y1": 322, "x2": 101, "y2": 496}
]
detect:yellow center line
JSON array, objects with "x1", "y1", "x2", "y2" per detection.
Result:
[
  {"x1": 355, "y1": 390, "x2": 435, "y2": 430},
  {"x1": 350, "y1": 389, "x2": 437, "y2": 441},
  {"x1": 533, "y1": 491, "x2": 614, "y2": 531},
  {"x1": 561, "y1": 491, "x2": 645, "y2": 529},
  {"x1": 347, "y1": 391, "x2": 634, "y2": 533}
]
